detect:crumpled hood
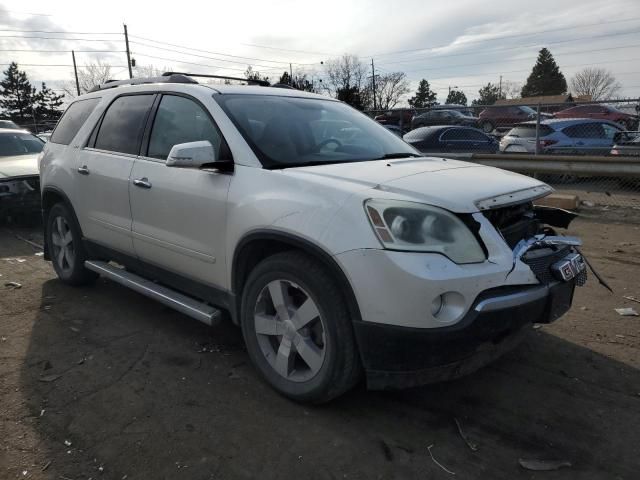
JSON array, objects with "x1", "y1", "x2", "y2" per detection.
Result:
[
  {"x1": 285, "y1": 157, "x2": 551, "y2": 212},
  {"x1": 0, "y1": 154, "x2": 39, "y2": 179}
]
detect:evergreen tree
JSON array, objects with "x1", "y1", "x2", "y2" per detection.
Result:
[
  {"x1": 278, "y1": 71, "x2": 291, "y2": 85},
  {"x1": 244, "y1": 66, "x2": 270, "y2": 85},
  {"x1": 471, "y1": 82, "x2": 504, "y2": 106},
  {"x1": 446, "y1": 90, "x2": 467, "y2": 106},
  {"x1": 0, "y1": 62, "x2": 37, "y2": 122},
  {"x1": 408, "y1": 79, "x2": 437, "y2": 108},
  {"x1": 521, "y1": 48, "x2": 567, "y2": 97},
  {"x1": 35, "y1": 82, "x2": 65, "y2": 123}
]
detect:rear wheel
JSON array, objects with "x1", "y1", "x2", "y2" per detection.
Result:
[
  {"x1": 46, "y1": 203, "x2": 98, "y2": 285},
  {"x1": 240, "y1": 252, "x2": 361, "y2": 403}
]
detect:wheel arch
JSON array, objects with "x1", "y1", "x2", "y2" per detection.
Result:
[
  {"x1": 231, "y1": 230, "x2": 362, "y2": 327},
  {"x1": 41, "y1": 186, "x2": 82, "y2": 261}
]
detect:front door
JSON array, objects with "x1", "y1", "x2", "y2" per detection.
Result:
[
  {"x1": 76, "y1": 94, "x2": 156, "y2": 254},
  {"x1": 129, "y1": 94, "x2": 231, "y2": 288}
]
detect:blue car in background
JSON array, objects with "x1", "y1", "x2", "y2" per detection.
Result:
[
  {"x1": 403, "y1": 126, "x2": 498, "y2": 153},
  {"x1": 499, "y1": 119, "x2": 626, "y2": 155}
]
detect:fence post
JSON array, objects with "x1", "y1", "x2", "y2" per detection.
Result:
[
  {"x1": 535, "y1": 103, "x2": 541, "y2": 156},
  {"x1": 399, "y1": 109, "x2": 404, "y2": 132}
]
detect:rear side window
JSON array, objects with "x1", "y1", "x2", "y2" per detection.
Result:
[
  {"x1": 147, "y1": 95, "x2": 222, "y2": 160},
  {"x1": 563, "y1": 123, "x2": 605, "y2": 139},
  {"x1": 507, "y1": 125, "x2": 554, "y2": 137},
  {"x1": 94, "y1": 95, "x2": 154, "y2": 155},
  {"x1": 441, "y1": 128, "x2": 486, "y2": 141},
  {"x1": 50, "y1": 98, "x2": 100, "y2": 145}
]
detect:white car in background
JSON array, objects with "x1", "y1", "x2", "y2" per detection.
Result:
[{"x1": 39, "y1": 74, "x2": 586, "y2": 403}]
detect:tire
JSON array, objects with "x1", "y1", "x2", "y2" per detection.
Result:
[
  {"x1": 240, "y1": 251, "x2": 361, "y2": 403},
  {"x1": 46, "y1": 203, "x2": 98, "y2": 286},
  {"x1": 481, "y1": 121, "x2": 494, "y2": 133}
]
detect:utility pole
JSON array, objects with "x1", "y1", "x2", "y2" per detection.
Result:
[
  {"x1": 71, "y1": 50, "x2": 80, "y2": 96},
  {"x1": 124, "y1": 24, "x2": 133, "y2": 79},
  {"x1": 289, "y1": 63, "x2": 293, "y2": 86},
  {"x1": 371, "y1": 58, "x2": 377, "y2": 110}
]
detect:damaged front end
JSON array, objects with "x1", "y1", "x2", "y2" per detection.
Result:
[{"x1": 0, "y1": 175, "x2": 41, "y2": 223}]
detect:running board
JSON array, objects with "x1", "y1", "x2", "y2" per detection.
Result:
[{"x1": 84, "y1": 260, "x2": 221, "y2": 326}]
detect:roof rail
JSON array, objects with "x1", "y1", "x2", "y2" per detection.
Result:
[
  {"x1": 162, "y1": 71, "x2": 270, "y2": 87},
  {"x1": 88, "y1": 74, "x2": 197, "y2": 92}
]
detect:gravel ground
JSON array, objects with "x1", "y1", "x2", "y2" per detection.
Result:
[{"x1": 1, "y1": 213, "x2": 639, "y2": 480}]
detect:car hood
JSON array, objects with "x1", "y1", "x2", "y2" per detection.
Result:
[
  {"x1": 284, "y1": 157, "x2": 551, "y2": 213},
  {"x1": 0, "y1": 154, "x2": 40, "y2": 179}
]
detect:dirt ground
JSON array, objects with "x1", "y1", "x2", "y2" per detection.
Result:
[{"x1": 1, "y1": 213, "x2": 639, "y2": 480}]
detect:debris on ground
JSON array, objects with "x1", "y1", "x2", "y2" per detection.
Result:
[
  {"x1": 39, "y1": 374, "x2": 62, "y2": 383},
  {"x1": 379, "y1": 439, "x2": 394, "y2": 461},
  {"x1": 518, "y1": 459, "x2": 572, "y2": 471},
  {"x1": 41, "y1": 460, "x2": 51, "y2": 472},
  {"x1": 4, "y1": 281, "x2": 22, "y2": 289},
  {"x1": 64, "y1": 440, "x2": 72, "y2": 447},
  {"x1": 533, "y1": 324, "x2": 543, "y2": 330},
  {"x1": 623, "y1": 295, "x2": 640, "y2": 305},
  {"x1": 454, "y1": 418, "x2": 478, "y2": 452},
  {"x1": 427, "y1": 444, "x2": 455, "y2": 475},
  {"x1": 615, "y1": 307, "x2": 639, "y2": 316},
  {"x1": 34, "y1": 252, "x2": 44, "y2": 256}
]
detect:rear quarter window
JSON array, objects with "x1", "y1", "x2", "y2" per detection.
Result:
[
  {"x1": 50, "y1": 98, "x2": 100, "y2": 145},
  {"x1": 507, "y1": 125, "x2": 554, "y2": 137}
]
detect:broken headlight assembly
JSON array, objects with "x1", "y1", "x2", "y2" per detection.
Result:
[{"x1": 364, "y1": 199, "x2": 486, "y2": 264}]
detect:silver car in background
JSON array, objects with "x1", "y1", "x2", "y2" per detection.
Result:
[{"x1": 500, "y1": 119, "x2": 625, "y2": 155}]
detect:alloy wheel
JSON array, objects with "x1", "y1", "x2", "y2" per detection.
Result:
[
  {"x1": 254, "y1": 279, "x2": 326, "y2": 382},
  {"x1": 51, "y1": 215, "x2": 75, "y2": 273}
]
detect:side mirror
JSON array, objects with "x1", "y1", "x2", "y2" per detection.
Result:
[
  {"x1": 166, "y1": 141, "x2": 232, "y2": 171},
  {"x1": 167, "y1": 141, "x2": 215, "y2": 168}
]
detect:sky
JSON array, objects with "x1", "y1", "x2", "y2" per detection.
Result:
[{"x1": 1, "y1": 0, "x2": 639, "y2": 105}]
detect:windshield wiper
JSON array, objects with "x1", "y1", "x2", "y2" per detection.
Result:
[{"x1": 375, "y1": 152, "x2": 423, "y2": 160}]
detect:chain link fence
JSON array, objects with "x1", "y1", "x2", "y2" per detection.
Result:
[{"x1": 366, "y1": 98, "x2": 640, "y2": 209}]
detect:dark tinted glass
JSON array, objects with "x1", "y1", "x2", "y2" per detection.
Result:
[
  {"x1": 148, "y1": 95, "x2": 221, "y2": 160},
  {"x1": 0, "y1": 132, "x2": 44, "y2": 156},
  {"x1": 507, "y1": 125, "x2": 554, "y2": 137},
  {"x1": 403, "y1": 127, "x2": 438, "y2": 141},
  {"x1": 95, "y1": 95, "x2": 154, "y2": 154},
  {"x1": 50, "y1": 98, "x2": 100, "y2": 145},
  {"x1": 441, "y1": 129, "x2": 470, "y2": 141},
  {"x1": 563, "y1": 123, "x2": 604, "y2": 138}
]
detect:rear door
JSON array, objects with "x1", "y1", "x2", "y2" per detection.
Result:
[
  {"x1": 76, "y1": 94, "x2": 156, "y2": 254},
  {"x1": 129, "y1": 93, "x2": 231, "y2": 287}
]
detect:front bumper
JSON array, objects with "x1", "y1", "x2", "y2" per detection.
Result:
[
  {"x1": 356, "y1": 279, "x2": 576, "y2": 390},
  {"x1": 0, "y1": 176, "x2": 41, "y2": 221}
]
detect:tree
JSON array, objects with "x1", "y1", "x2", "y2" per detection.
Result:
[
  {"x1": 408, "y1": 79, "x2": 437, "y2": 108},
  {"x1": 521, "y1": 48, "x2": 567, "y2": 97},
  {"x1": 34, "y1": 82, "x2": 64, "y2": 123},
  {"x1": 64, "y1": 61, "x2": 113, "y2": 97},
  {"x1": 324, "y1": 55, "x2": 370, "y2": 110},
  {"x1": 373, "y1": 72, "x2": 411, "y2": 110},
  {"x1": 278, "y1": 71, "x2": 291, "y2": 85},
  {"x1": 445, "y1": 89, "x2": 467, "y2": 105},
  {"x1": 245, "y1": 66, "x2": 270, "y2": 85},
  {"x1": 501, "y1": 80, "x2": 522, "y2": 99},
  {"x1": 277, "y1": 71, "x2": 317, "y2": 92},
  {"x1": 0, "y1": 62, "x2": 37, "y2": 122},
  {"x1": 570, "y1": 67, "x2": 621, "y2": 100},
  {"x1": 471, "y1": 82, "x2": 504, "y2": 106}
]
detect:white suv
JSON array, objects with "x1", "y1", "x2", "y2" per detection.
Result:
[{"x1": 39, "y1": 74, "x2": 586, "y2": 403}]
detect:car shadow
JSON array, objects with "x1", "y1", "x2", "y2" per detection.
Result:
[{"x1": 17, "y1": 278, "x2": 640, "y2": 480}]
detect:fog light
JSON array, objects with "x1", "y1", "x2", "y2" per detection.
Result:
[{"x1": 431, "y1": 295, "x2": 444, "y2": 317}]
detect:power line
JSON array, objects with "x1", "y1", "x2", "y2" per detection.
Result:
[
  {"x1": 0, "y1": 35, "x2": 123, "y2": 42},
  {"x1": 129, "y1": 35, "x2": 300, "y2": 65},
  {"x1": 129, "y1": 40, "x2": 290, "y2": 69},
  {"x1": 0, "y1": 29, "x2": 120, "y2": 34},
  {"x1": 0, "y1": 63, "x2": 129, "y2": 67},
  {"x1": 367, "y1": 16, "x2": 640, "y2": 58},
  {"x1": 133, "y1": 53, "x2": 251, "y2": 73},
  {"x1": 0, "y1": 49, "x2": 125, "y2": 53},
  {"x1": 240, "y1": 42, "x2": 334, "y2": 57},
  {"x1": 374, "y1": 30, "x2": 640, "y2": 67}
]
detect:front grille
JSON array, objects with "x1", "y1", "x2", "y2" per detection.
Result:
[
  {"x1": 483, "y1": 202, "x2": 539, "y2": 249},
  {"x1": 521, "y1": 245, "x2": 570, "y2": 284}
]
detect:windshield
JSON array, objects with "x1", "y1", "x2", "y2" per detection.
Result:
[
  {"x1": 214, "y1": 94, "x2": 419, "y2": 168},
  {"x1": 0, "y1": 132, "x2": 44, "y2": 156}
]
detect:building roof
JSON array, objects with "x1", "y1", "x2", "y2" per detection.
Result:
[{"x1": 495, "y1": 94, "x2": 592, "y2": 106}]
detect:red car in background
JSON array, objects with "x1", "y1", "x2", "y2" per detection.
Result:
[
  {"x1": 477, "y1": 105, "x2": 553, "y2": 133},
  {"x1": 374, "y1": 109, "x2": 415, "y2": 128},
  {"x1": 554, "y1": 104, "x2": 638, "y2": 130}
]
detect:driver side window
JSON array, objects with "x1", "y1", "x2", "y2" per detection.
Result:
[{"x1": 147, "y1": 95, "x2": 222, "y2": 161}]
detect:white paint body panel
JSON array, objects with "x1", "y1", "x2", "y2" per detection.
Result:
[{"x1": 41, "y1": 82, "x2": 554, "y2": 330}]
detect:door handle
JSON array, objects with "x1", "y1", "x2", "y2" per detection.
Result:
[
  {"x1": 133, "y1": 177, "x2": 152, "y2": 189},
  {"x1": 77, "y1": 165, "x2": 90, "y2": 175}
]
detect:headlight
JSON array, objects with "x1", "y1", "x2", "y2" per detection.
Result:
[{"x1": 364, "y1": 199, "x2": 486, "y2": 264}]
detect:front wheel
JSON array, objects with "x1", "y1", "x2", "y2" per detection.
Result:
[
  {"x1": 46, "y1": 203, "x2": 98, "y2": 286},
  {"x1": 240, "y1": 252, "x2": 361, "y2": 403}
]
